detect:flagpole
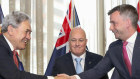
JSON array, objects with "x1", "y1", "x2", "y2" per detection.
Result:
[{"x1": 71, "y1": 0, "x2": 73, "y2": 29}]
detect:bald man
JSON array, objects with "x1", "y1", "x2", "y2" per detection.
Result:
[{"x1": 51, "y1": 27, "x2": 108, "y2": 79}]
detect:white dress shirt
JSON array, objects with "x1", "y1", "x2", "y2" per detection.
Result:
[
  {"x1": 125, "y1": 31, "x2": 137, "y2": 64},
  {"x1": 3, "y1": 35, "x2": 14, "y2": 51},
  {"x1": 71, "y1": 52, "x2": 86, "y2": 72}
]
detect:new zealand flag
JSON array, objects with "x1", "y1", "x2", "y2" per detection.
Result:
[{"x1": 45, "y1": 0, "x2": 80, "y2": 76}]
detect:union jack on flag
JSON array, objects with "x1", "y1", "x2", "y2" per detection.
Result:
[
  {"x1": 45, "y1": 0, "x2": 80, "y2": 76},
  {"x1": 137, "y1": 0, "x2": 140, "y2": 32}
]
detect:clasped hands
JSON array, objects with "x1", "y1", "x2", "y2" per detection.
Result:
[{"x1": 54, "y1": 74, "x2": 76, "y2": 79}]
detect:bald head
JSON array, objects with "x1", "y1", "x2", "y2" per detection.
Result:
[
  {"x1": 69, "y1": 27, "x2": 86, "y2": 40},
  {"x1": 69, "y1": 27, "x2": 87, "y2": 56}
]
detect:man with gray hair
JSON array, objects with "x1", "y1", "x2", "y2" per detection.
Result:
[{"x1": 0, "y1": 11, "x2": 61, "y2": 79}]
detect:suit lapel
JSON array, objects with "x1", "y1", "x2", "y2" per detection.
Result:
[
  {"x1": 84, "y1": 51, "x2": 93, "y2": 71},
  {"x1": 0, "y1": 35, "x2": 13, "y2": 59},
  {"x1": 0, "y1": 34, "x2": 23, "y2": 70},
  {"x1": 0, "y1": 35, "x2": 12, "y2": 53},
  {"x1": 110, "y1": 41, "x2": 131, "y2": 78},
  {"x1": 119, "y1": 44, "x2": 131, "y2": 77},
  {"x1": 65, "y1": 53, "x2": 76, "y2": 74},
  {"x1": 132, "y1": 33, "x2": 140, "y2": 77}
]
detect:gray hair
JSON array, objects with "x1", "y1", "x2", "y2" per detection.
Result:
[
  {"x1": 108, "y1": 4, "x2": 138, "y2": 29},
  {"x1": 1, "y1": 11, "x2": 31, "y2": 33}
]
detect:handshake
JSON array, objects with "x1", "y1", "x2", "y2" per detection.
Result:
[{"x1": 54, "y1": 74, "x2": 77, "y2": 79}]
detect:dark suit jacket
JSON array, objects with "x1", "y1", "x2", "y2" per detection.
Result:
[
  {"x1": 0, "y1": 34, "x2": 47, "y2": 79},
  {"x1": 79, "y1": 33, "x2": 140, "y2": 79},
  {"x1": 51, "y1": 51, "x2": 108, "y2": 79},
  {"x1": 111, "y1": 69, "x2": 120, "y2": 79}
]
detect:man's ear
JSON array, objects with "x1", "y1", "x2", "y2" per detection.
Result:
[
  {"x1": 7, "y1": 25, "x2": 14, "y2": 36},
  {"x1": 126, "y1": 18, "x2": 131, "y2": 28},
  {"x1": 86, "y1": 39, "x2": 88, "y2": 44}
]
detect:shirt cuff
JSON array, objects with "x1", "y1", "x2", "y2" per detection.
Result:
[
  {"x1": 47, "y1": 76, "x2": 54, "y2": 79},
  {"x1": 74, "y1": 75, "x2": 81, "y2": 79}
]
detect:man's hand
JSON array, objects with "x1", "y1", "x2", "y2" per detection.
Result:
[
  {"x1": 56, "y1": 74, "x2": 77, "y2": 79},
  {"x1": 54, "y1": 76, "x2": 66, "y2": 79},
  {"x1": 55, "y1": 74, "x2": 70, "y2": 79},
  {"x1": 70, "y1": 76, "x2": 77, "y2": 79}
]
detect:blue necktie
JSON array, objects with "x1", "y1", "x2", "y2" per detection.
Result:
[{"x1": 75, "y1": 58, "x2": 82, "y2": 74}]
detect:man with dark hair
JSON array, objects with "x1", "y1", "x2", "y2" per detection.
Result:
[{"x1": 58, "y1": 4, "x2": 140, "y2": 79}]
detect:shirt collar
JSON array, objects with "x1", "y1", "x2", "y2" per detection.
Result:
[
  {"x1": 71, "y1": 52, "x2": 86, "y2": 60},
  {"x1": 127, "y1": 31, "x2": 137, "y2": 44},
  {"x1": 3, "y1": 35, "x2": 14, "y2": 51}
]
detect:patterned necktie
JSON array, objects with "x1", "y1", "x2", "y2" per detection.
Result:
[
  {"x1": 123, "y1": 41, "x2": 131, "y2": 76},
  {"x1": 75, "y1": 58, "x2": 82, "y2": 74},
  {"x1": 13, "y1": 50, "x2": 19, "y2": 68}
]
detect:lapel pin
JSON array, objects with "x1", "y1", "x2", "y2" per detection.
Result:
[{"x1": 89, "y1": 61, "x2": 92, "y2": 64}]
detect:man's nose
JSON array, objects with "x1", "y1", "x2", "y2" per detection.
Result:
[
  {"x1": 26, "y1": 34, "x2": 31, "y2": 40},
  {"x1": 109, "y1": 25, "x2": 113, "y2": 31},
  {"x1": 76, "y1": 40, "x2": 79, "y2": 46}
]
